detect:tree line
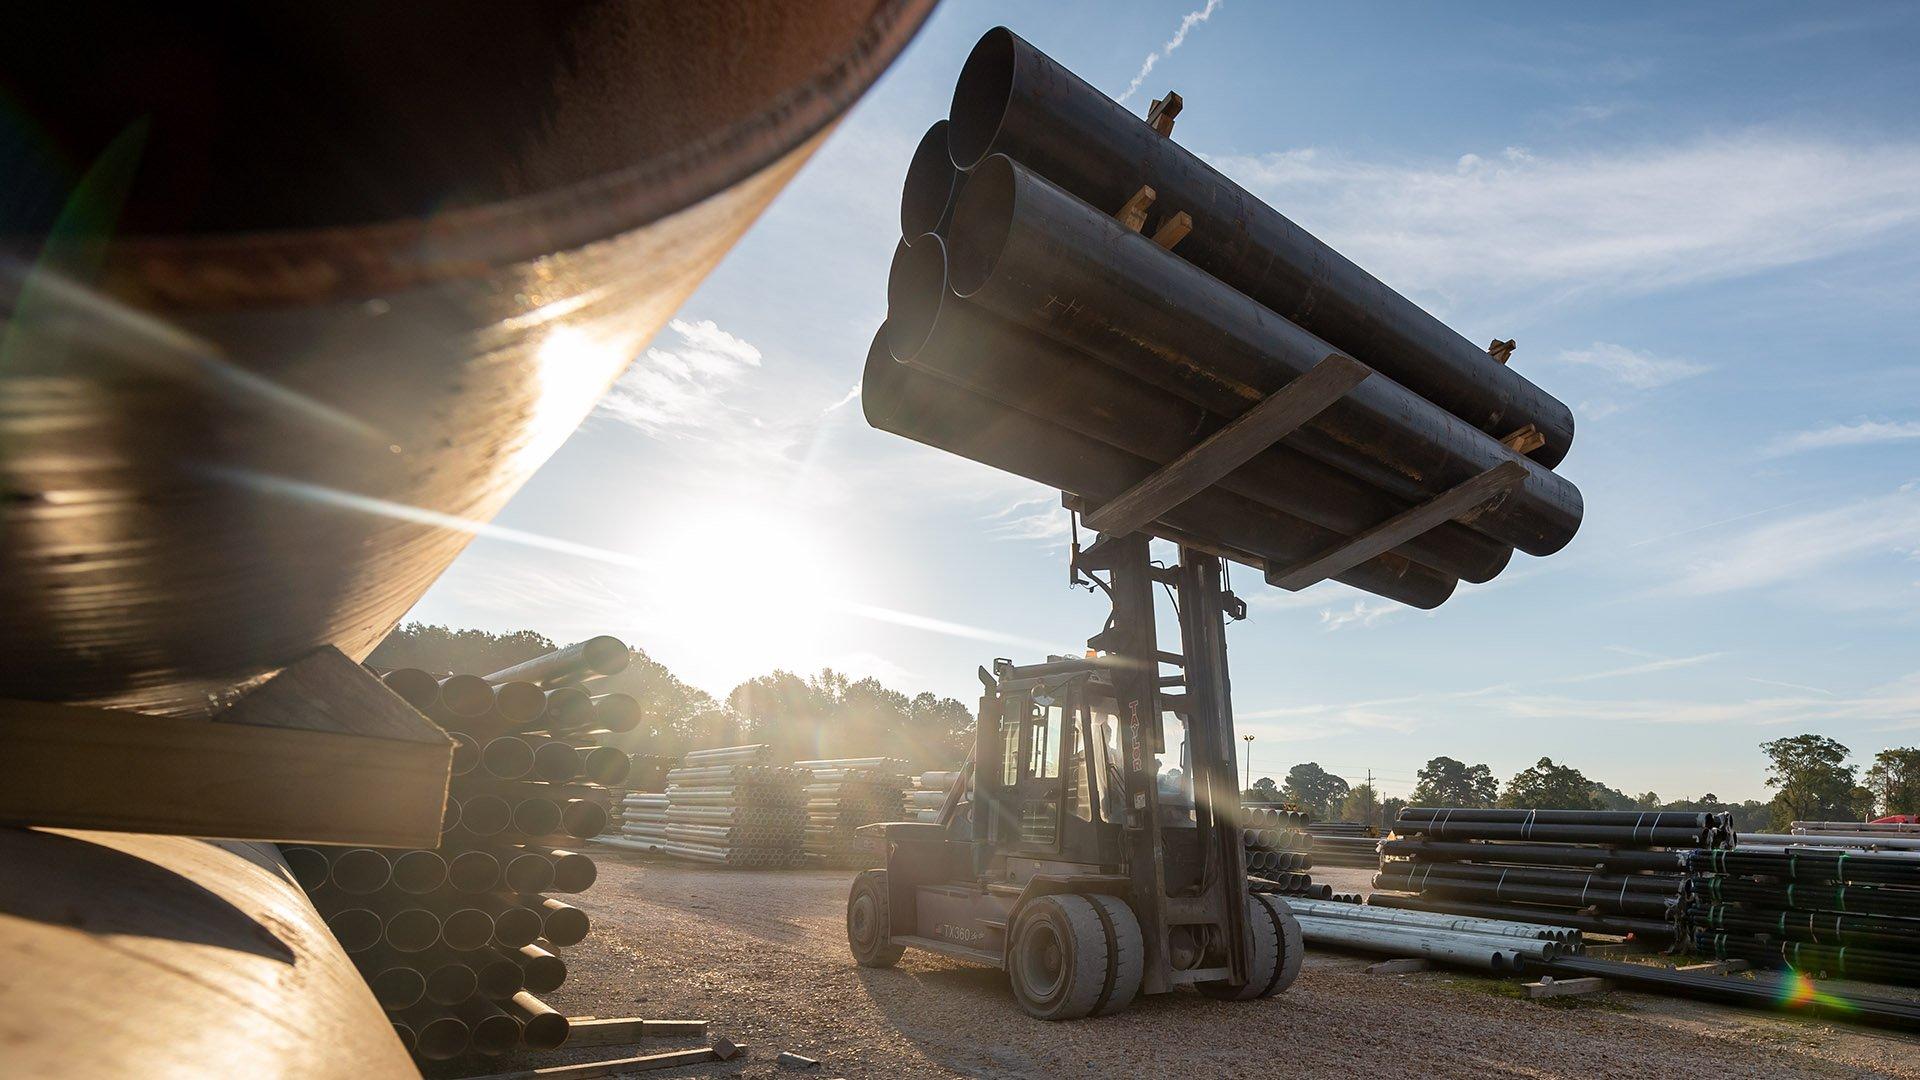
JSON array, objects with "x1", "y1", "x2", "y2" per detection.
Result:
[
  {"x1": 1249, "y1": 735, "x2": 1920, "y2": 833},
  {"x1": 368, "y1": 624, "x2": 973, "y2": 769}
]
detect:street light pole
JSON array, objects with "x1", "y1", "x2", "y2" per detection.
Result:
[{"x1": 1242, "y1": 733, "x2": 1255, "y2": 792}]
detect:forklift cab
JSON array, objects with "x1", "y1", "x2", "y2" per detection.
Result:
[{"x1": 981, "y1": 663, "x2": 1128, "y2": 868}]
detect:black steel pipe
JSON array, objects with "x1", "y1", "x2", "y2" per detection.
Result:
[
  {"x1": 562, "y1": 798, "x2": 609, "y2": 840},
  {"x1": 382, "y1": 907, "x2": 442, "y2": 953},
  {"x1": 367, "y1": 963, "x2": 427, "y2": 1011},
  {"x1": 582, "y1": 745, "x2": 634, "y2": 786},
  {"x1": 1695, "y1": 903, "x2": 1920, "y2": 951},
  {"x1": 407, "y1": 1013, "x2": 469, "y2": 1062},
  {"x1": 388, "y1": 849, "x2": 449, "y2": 895},
  {"x1": 459, "y1": 795, "x2": 513, "y2": 837},
  {"x1": 1691, "y1": 876, "x2": 1920, "y2": 919},
  {"x1": 326, "y1": 847, "x2": 393, "y2": 895},
  {"x1": 902, "y1": 119, "x2": 960, "y2": 238},
  {"x1": 1400, "y1": 808, "x2": 1728, "y2": 829},
  {"x1": 439, "y1": 906, "x2": 496, "y2": 952},
  {"x1": 1376, "y1": 869, "x2": 1677, "y2": 917},
  {"x1": 529, "y1": 737, "x2": 583, "y2": 783},
  {"x1": 863, "y1": 330, "x2": 1458, "y2": 608},
  {"x1": 447, "y1": 850, "x2": 501, "y2": 894},
  {"x1": 1531, "y1": 955, "x2": 1920, "y2": 1032},
  {"x1": 424, "y1": 961, "x2": 478, "y2": 1006},
  {"x1": 512, "y1": 797, "x2": 565, "y2": 838},
  {"x1": 467, "y1": 894, "x2": 545, "y2": 948},
  {"x1": 947, "y1": 26, "x2": 1575, "y2": 466},
  {"x1": 1397, "y1": 861, "x2": 1682, "y2": 897},
  {"x1": 458, "y1": 996, "x2": 524, "y2": 1056},
  {"x1": 381, "y1": 668, "x2": 442, "y2": 710},
  {"x1": 536, "y1": 687, "x2": 597, "y2": 735},
  {"x1": 493, "y1": 680, "x2": 549, "y2": 725},
  {"x1": 494, "y1": 851, "x2": 556, "y2": 895},
  {"x1": 590, "y1": 692, "x2": 643, "y2": 734},
  {"x1": 1382, "y1": 838, "x2": 1687, "y2": 874},
  {"x1": 324, "y1": 907, "x2": 384, "y2": 953},
  {"x1": 449, "y1": 731, "x2": 480, "y2": 777},
  {"x1": 1368, "y1": 892, "x2": 1674, "y2": 939},
  {"x1": 1393, "y1": 819, "x2": 1716, "y2": 847},
  {"x1": 485, "y1": 636, "x2": 629, "y2": 687},
  {"x1": 437, "y1": 673, "x2": 496, "y2": 718},
  {"x1": 499, "y1": 944, "x2": 567, "y2": 994},
  {"x1": 945, "y1": 155, "x2": 1583, "y2": 557},
  {"x1": 886, "y1": 240, "x2": 1512, "y2": 583},
  {"x1": 532, "y1": 897, "x2": 590, "y2": 947},
  {"x1": 505, "y1": 991, "x2": 570, "y2": 1050},
  {"x1": 281, "y1": 845, "x2": 330, "y2": 890},
  {"x1": 474, "y1": 953, "x2": 526, "y2": 998},
  {"x1": 1693, "y1": 847, "x2": 1920, "y2": 887},
  {"x1": 481, "y1": 736, "x2": 536, "y2": 781},
  {"x1": 1696, "y1": 933, "x2": 1920, "y2": 987}
]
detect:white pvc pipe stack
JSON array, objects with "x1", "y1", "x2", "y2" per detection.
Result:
[
  {"x1": 1289, "y1": 915, "x2": 1559, "y2": 971},
  {"x1": 1284, "y1": 898, "x2": 1582, "y2": 946}
]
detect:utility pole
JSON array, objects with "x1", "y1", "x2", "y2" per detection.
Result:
[
  {"x1": 1366, "y1": 768, "x2": 1375, "y2": 829},
  {"x1": 1242, "y1": 734, "x2": 1255, "y2": 792}
]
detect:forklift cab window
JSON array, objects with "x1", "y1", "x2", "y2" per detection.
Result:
[
  {"x1": 1066, "y1": 710, "x2": 1093, "y2": 823},
  {"x1": 1155, "y1": 711, "x2": 1196, "y2": 826},
  {"x1": 999, "y1": 706, "x2": 1021, "y2": 787},
  {"x1": 1027, "y1": 701, "x2": 1064, "y2": 779},
  {"x1": 1088, "y1": 707, "x2": 1127, "y2": 824}
]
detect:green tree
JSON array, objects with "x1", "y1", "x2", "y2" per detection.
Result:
[
  {"x1": 1408, "y1": 756, "x2": 1499, "y2": 808},
  {"x1": 1338, "y1": 782, "x2": 1380, "y2": 828},
  {"x1": 1865, "y1": 747, "x2": 1920, "y2": 818},
  {"x1": 1634, "y1": 791, "x2": 1663, "y2": 810},
  {"x1": 1281, "y1": 762, "x2": 1350, "y2": 820},
  {"x1": 1590, "y1": 782, "x2": 1638, "y2": 811},
  {"x1": 1499, "y1": 757, "x2": 1599, "y2": 809},
  {"x1": 1761, "y1": 734, "x2": 1865, "y2": 830},
  {"x1": 1382, "y1": 796, "x2": 1408, "y2": 828}
]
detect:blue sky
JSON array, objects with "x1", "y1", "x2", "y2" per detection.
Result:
[{"x1": 410, "y1": 1, "x2": 1920, "y2": 803}]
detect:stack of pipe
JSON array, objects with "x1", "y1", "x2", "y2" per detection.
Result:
[
  {"x1": 868, "y1": 28, "x2": 1585, "y2": 612},
  {"x1": 1283, "y1": 895, "x2": 1576, "y2": 973},
  {"x1": 1796, "y1": 820, "x2": 1920, "y2": 837},
  {"x1": 1241, "y1": 807, "x2": 1320, "y2": 895},
  {"x1": 601, "y1": 793, "x2": 670, "y2": 853},
  {"x1": 1307, "y1": 821, "x2": 1384, "y2": 869},
  {"x1": 655, "y1": 745, "x2": 806, "y2": 868},
  {"x1": 1372, "y1": 807, "x2": 1720, "y2": 942},
  {"x1": 799, "y1": 757, "x2": 910, "y2": 867},
  {"x1": 306, "y1": 639, "x2": 629, "y2": 1062},
  {"x1": 909, "y1": 770, "x2": 960, "y2": 823},
  {"x1": 1682, "y1": 847, "x2": 1920, "y2": 987}
]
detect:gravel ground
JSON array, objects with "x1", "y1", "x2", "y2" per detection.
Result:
[{"x1": 520, "y1": 857, "x2": 1920, "y2": 1079}]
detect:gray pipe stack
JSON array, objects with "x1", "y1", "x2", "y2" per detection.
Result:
[
  {"x1": 1241, "y1": 807, "x2": 1321, "y2": 896},
  {"x1": 655, "y1": 745, "x2": 808, "y2": 868},
  {"x1": 799, "y1": 758, "x2": 911, "y2": 867},
  {"x1": 296, "y1": 639, "x2": 630, "y2": 1064},
  {"x1": 867, "y1": 28, "x2": 1583, "y2": 607}
]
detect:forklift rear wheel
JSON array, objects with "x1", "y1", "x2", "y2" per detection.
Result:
[
  {"x1": 1196, "y1": 895, "x2": 1280, "y2": 1000},
  {"x1": 1083, "y1": 894, "x2": 1143, "y2": 1016},
  {"x1": 847, "y1": 870, "x2": 904, "y2": 968},
  {"x1": 1256, "y1": 894, "x2": 1305, "y2": 995},
  {"x1": 1007, "y1": 895, "x2": 1110, "y2": 1020}
]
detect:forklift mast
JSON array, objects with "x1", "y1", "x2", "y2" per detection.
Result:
[{"x1": 969, "y1": 531, "x2": 1252, "y2": 993}]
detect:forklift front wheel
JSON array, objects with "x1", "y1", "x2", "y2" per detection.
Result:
[
  {"x1": 1007, "y1": 895, "x2": 1110, "y2": 1020},
  {"x1": 1196, "y1": 895, "x2": 1280, "y2": 1001},
  {"x1": 847, "y1": 870, "x2": 904, "y2": 968}
]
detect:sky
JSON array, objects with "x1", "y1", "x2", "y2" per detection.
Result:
[{"x1": 407, "y1": 1, "x2": 1920, "y2": 804}]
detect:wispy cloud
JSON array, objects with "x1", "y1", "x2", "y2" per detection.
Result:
[
  {"x1": 1765, "y1": 419, "x2": 1920, "y2": 457},
  {"x1": 985, "y1": 496, "x2": 1073, "y2": 547},
  {"x1": 1208, "y1": 134, "x2": 1920, "y2": 308},
  {"x1": 1319, "y1": 599, "x2": 1406, "y2": 632},
  {"x1": 594, "y1": 318, "x2": 763, "y2": 437},
  {"x1": 1551, "y1": 342, "x2": 1711, "y2": 390},
  {"x1": 1118, "y1": 0, "x2": 1224, "y2": 104},
  {"x1": 1668, "y1": 484, "x2": 1920, "y2": 595},
  {"x1": 1554, "y1": 651, "x2": 1725, "y2": 684}
]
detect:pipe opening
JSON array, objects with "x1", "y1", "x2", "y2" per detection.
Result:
[
  {"x1": 562, "y1": 797, "x2": 608, "y2": 839},
  {"x1": 448, "y1": 850, "x2": 500, "y2": 893},
  {"x1": 884, "y1": 237, "x2": 950, "y2": 362},
  {"x1": 438, "y1": 673, "x2": 495, "y2": 717},
  {"x1": 503, "y1": 854, "x2": 555, "y2": 894},
  {"x1": 495, "y1": 680, "x2": 548, "y2": 724},
  {"x1": 482, "y1": 737, "x2": 534, "y2": 780},
  {"x1": 492, "y1": 907, "x2": 543, "y2": 948},
  {"x1": 551, "y1": 851, "x2": 598, "y2": 893},
  {"x1": 414, "y1": 1016, "x2": 468, "y2": 1062},
  {"x1": 513, "y1": 797, "x2": 563, "y2": 837},
  {"x1": 329, "y1": 848, "x2": 393, "y2": 894},
  {"x1": 532, "y1": 741, "x2": 581, "y2": 782},
  {"x1": 443, "y1": 908, "x2": 497, "y2": 952},
  {"x1": 426, "y1": 962, "x2": 479, "y2": 1005},
  {"x1": 541, "y1": 904, "x2": 590, "y2": 947},
  {"x1": 469, "y1": 1012, "x2": 521, "y2": 1056},
  {"x1": 390, "y1": 849, "x2": 449, "y2": 894},
  {"x1": 948, "y1": 27, "x2": 1017, "y2": 169},
  {"x1": 519, "y1": 948, "x2": 566, "y2": 993},
  {"x1": 590, "y1": 693, "x2": 642, "y2": 733},
  {"x1": 901, "y1": 120, "x2": 960, "y2": 238},
  {"x1": 477, "y1": 958, "x2": 525, "y2": 998},
  {"x1": 326, "y1": 908, "x2": 383, "y2": 953},
  {"x1": 947, "y1": 156, "x2": 1017, "y2": 298}
]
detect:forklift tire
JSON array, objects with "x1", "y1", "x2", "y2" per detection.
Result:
[
  {"x1": 847, "y1": 870, "x2": 904, "y2": 968},
  {"x1": 1007, "y1": 895, "x2": 1110, "y2": 1020},
  {"x1": 1083, "y1": 894, "x2": 1144, "y2": 1016},
  {"x1": 1196, "y1": 895, "x2": 1279, "y2": 1001},
  {"x1": 1256, "y1": 894, "x2": 1305, "y2": 995}
]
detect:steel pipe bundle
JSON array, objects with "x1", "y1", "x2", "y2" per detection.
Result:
[
  {"x1": 1376, "y1": 866, "x2": 1679, "y2": 919},
  {"x1": 1747, "y1": 831, "x2": 1920, "y2": 852},
  {"x1": 1367, "y1": 892, "x2": 1674, "y2": 938},
  {"x1": 1394, "y1": 807, "x2": 1733, "y2": 848},
  {"x1": 1529, "y1": 955, "x2": 1920, "y2": 1032},
  {"x1": 652, "y1": 747, "x2": 808, "y2": 867},
  {"x1": 1796, "y1": 820, "x2": 1920, "y2": 836},
  {"x1": 298, "y1": 638, "x2": 626, "y2": 1063},
  {"x1": 801, "y1": 758, "x2": 910, "y2": 867},
  {"x1": 1242, "y1": 807, "x2": 1321, "y2": 894},
  {"x1": 945, "y1": 27, "x2": 1574, "y2": 467},
  {"x1": 1385, "y1": 837, "x2": 1687, "y2": 875},
  {"x1": 1289, "y1": 906, "x2": 1563, "y2": 972},
  {"x1": 1286, "y1": 896, "x2": 1581, "y2": 945},
  {"x1": 870, "y1": 30, "x2": 1583, "y2": 612}
]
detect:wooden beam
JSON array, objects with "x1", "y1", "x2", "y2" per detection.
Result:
[
  {"x1": 563, "y1": 1017, "x2": 710, "y2": 1048},
  {"x1": 1082, "y1": 354, "x2": 1371, "y2": 537},
  {"x1": 462, "y1": 1048, "x2": 720, "y2": 1080},
  {"x1": 1151, "y1": 211, "x2": 1194, "y2": 250},
  {"x1": 1523, "y1": 975, "x2": 1610, "y2": 999},
  {"x1": 0, "y1": 646, "x2": 452, "y2": 846},
  {"x1": 1116, "y1": 186, "x2": 1157, "y2": 232},
  {"x1": 1266, "y1": 460, "x2": 1529, "y2": 591},
  {"x1": 1147, "y1": 91, "x2": 1184, "y2": 136},
  {"x1": 1499, "y1": 423, "x2": 1546, "y2": 456},
  {"x1": 1488, "y1": 338, "x2": 1516, "y2": 364}
]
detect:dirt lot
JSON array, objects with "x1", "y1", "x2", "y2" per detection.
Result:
[{"x1": 534, "y1": 857, "x2": 1920, "y2": 1079}]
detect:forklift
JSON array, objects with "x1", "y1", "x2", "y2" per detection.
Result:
[{"x1": 848, "y1": 531, "x2": 1301, "y2": 1018}]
